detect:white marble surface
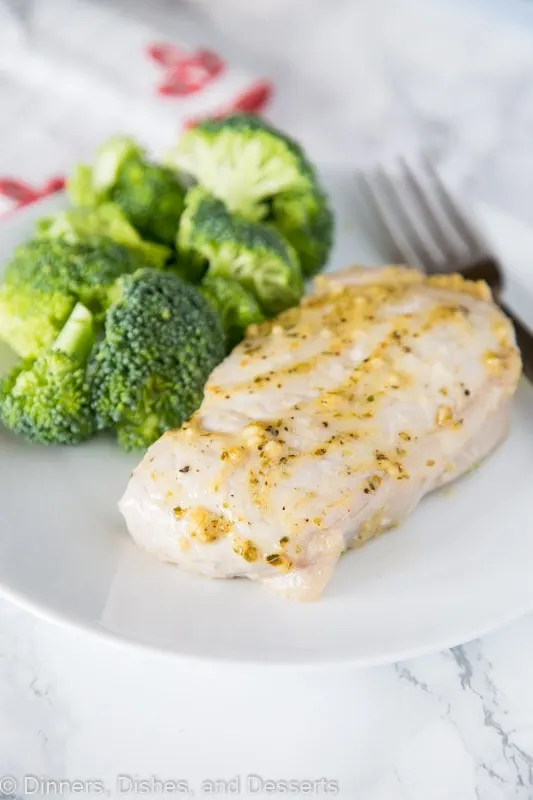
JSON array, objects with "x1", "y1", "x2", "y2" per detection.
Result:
[
  {"x1": 3, "y1": 603, "x2": 533, "y2": 799},
  {"x1": 2, "y1": 1, "x2": 533, "y2": 798}
]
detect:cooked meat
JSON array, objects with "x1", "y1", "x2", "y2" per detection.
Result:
[{"x1": 120, "y1": 266, "x2": 521, "y2": 600}]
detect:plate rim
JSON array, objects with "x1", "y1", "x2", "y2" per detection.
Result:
[
  {"x1": 3, "y1": 562, "x2": 532, "y2": 670},
  {"x1": 1, "y1": 184, "x2": 533, "y2": 669}
]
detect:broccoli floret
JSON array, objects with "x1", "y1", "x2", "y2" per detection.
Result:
[
  {"x1": 0, "y1": 303, "x2": 95, "y2": 445},
  {"x1": 36, "y1": 203, "x2": 171, "y2": 268},
  {"x1": 178, "y1": 187, "x2": 303, "y2": 316},
  {"x1": 167, "y1": 113, "x2": 334, "y2": 276},
  {"x1": 0, "y1": 283, "x2": 75, "y2": 360},
  {"x1": 169, "y1": 115, "x2": 310, "y2": 218},
  {"x1": 201, "y1": 275, "x2": 265, "y2": 350},
  {"x1": 68, "y1": 136, "x2": 186, "y2": 247},
  {"x1": 89, "y1": 268, "x2": 225, "y2": 451},
  {"x1": 111, "y1": 154, "x2": 185, "y2": 247},
  {"x1": 0, "y1": 237, "x2": 146, "y2": 358},
  {"x1": 271, "y1": 188, "x2": 333, "y2": 280}
]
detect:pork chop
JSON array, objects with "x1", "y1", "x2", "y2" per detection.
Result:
[{"x1": 120, "y1": 266, "x2": 521, "y2": 600}]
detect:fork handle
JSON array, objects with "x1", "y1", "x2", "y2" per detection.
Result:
[{"x1": 499, "y1": 300, "x2": 533, "y2": 384}]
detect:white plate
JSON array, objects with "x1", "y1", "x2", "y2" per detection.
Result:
[{"x1": 1, "y1": 173, "x2": 533, "y2": 669}]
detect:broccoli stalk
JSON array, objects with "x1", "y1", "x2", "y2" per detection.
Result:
[
  {"x1": 0, "y1": 283, "x2": 75, "y2": 360},
  {"x1": 0, "y1": 303, "x2": 96, "y2": 445},
  {"x1": 52, "y1": 301, "x2": 95, "y2": 362}
]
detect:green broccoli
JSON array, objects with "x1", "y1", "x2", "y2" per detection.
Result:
[
  {"x1": 201, "y1": 275, "x2": 265, "y2": 350},
  {"x1": 178, "y1": 187, "x2": 303, "y2": 316},
  {"x1": 164, "y1": 256, "x2": 204, "y2": 284},
  {"x1": 0, "y1": 302, "x2": 95, "y2": 445},
  {"x1": 89, "y1": 268, "x2": 225, "y2": 451},
  {"x1": 167, "y1": 113, "x2": 334, "y2": 276},
  {"x1": 0, "y1": 283, "x2": 75, "y2": 361},
  {"x1": 271, "y1": 188, "x2": 333, "y2": 280},
  {"x1": 0, "y1": 237, "x2": 146, "y2": 358},
  {"x1": 36, "y1": 203, "x2": 171, "y2": 268},
  {"x1": 68, "y1": 136, "x2": 186, "y2": 246}
]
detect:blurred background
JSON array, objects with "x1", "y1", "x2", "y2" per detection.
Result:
[{"x1": 2, "y1": 0, "x2": 533, "y2": 221}]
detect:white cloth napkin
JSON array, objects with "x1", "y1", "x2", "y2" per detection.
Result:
[
  {"x1": 0, "y1": 0, "x2": 272, "y2": 214},
  {"x1": 3, "y1": 0, "x2": 533, "y2": 229}
]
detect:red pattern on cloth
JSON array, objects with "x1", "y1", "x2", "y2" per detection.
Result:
[
  {"x1": 1, "y1": 45, "x2": 273, "y2": 217},
  {"x1": 0, "y1": 177, "x2": 65, "y2": 214},
  {"x1": 184, "y1": 80, "x2": 274, "y2": 128},
  {"x1": 147, "y1": 42, "x2": 225, "y2": 97}
]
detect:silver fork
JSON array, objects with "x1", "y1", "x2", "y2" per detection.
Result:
[{"x1": 361, "y1": 156, "x2": 533, "y2": 383}]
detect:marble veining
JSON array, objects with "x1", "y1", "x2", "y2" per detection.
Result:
[
  {"x1": 395, "y1": 645, "x2": 533, "y2": 797},
  {"x1": 1, "y1": 605, "x2": 532, "y2": 798}
]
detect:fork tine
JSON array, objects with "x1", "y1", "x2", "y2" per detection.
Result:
[
  {"x1": 399, "y1": 157, "x2": 471, "y2": 262},
  {"x1": 360, "y1": 169, "x2": 425, "y2": 269},
  {"x1": 422, "y1": 156, "x2": 487, "y2": 257},
  {"x1": 366, "y1": 165, "x2": 451, "y2": 271},
  {"x1": 387, "y1": 162, "x2": 453, "y2": 271}
]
